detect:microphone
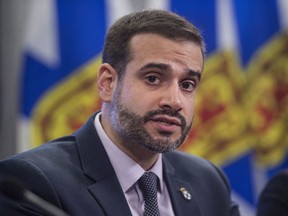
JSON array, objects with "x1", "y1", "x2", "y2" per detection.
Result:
[{"x1": 0, "y1": 178, "x2": 69, "y2": 216}]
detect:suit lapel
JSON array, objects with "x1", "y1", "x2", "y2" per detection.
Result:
[
  {"x1": 74, "y1": 113, "x2": 132, "y2": 216},
  {"x1": 88, "y1": 175, "x2": 132, "y2": 216},
  {"x1": 163, "y1": 156, "x2": 203, "y2": 216}
]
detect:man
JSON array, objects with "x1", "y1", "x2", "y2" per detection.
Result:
[
  {"x1": 0, "y1": 10, "x2": 240, "y2": 215},
  {"x1": 257, "y1": 170, "x2": 288, "y2": 216}
]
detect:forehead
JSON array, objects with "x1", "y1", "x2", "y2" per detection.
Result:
[{"x1": 129, "y1": 33, "x2": 203, "y2": 72}]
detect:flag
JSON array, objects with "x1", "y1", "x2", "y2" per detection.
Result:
[{"x1": 18, "y1": 0, "x2": 288, "y2": 215}]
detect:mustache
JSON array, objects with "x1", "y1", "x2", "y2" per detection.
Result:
[{"x1": 143, "y1": 109, "x2": 187, "y2": 130}]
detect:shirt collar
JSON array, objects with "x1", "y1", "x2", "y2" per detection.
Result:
[{"x1": 94, "y1": 112, "x2": 164, "y2": 193}]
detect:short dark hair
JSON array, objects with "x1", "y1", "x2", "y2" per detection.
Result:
[{"x1": 102, "y1": 9, "x2": 205, "y2": 79}]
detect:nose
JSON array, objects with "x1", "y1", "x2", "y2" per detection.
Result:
[{"x1": 158, "y1": 81, "x2": 182, "y2": 111}]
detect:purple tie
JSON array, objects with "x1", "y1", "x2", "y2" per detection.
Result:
[{"x1": 138, "y1": 172, "x2": 160, "y2": 216}]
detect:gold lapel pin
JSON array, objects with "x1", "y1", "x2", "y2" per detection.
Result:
[{"x1": 179, "y1": 187, "x2": 192, "y2": 200}]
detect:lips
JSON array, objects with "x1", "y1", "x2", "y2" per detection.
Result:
[{"x1": 150, "y1": 115, "x2": 181, "y2": 126}]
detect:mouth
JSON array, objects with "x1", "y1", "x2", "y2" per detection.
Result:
[{"x1": 150, "y1": 115, "x2": 181, "y2": 127}]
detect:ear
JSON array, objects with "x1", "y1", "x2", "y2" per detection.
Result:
[{"x1": 97, "y1": 63, "x2": 118, "y2": 102}]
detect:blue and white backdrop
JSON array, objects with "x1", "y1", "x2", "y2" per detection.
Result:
[{"x1": 15, "y1": 0, "x2": 288, "y2": 215}]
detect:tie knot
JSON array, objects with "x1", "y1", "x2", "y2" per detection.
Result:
[{"x1": 139, "y1": 172, "x2": 158, "y2": 201}]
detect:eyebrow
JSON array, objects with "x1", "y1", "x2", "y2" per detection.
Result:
[
  {"x1": 139, "y1": 62, "x2": 202, "y2": 81},
  {"x1": 139, "y1": 63, "x2": 169, "y2": 72},
  {"x1": 186, "y1": 68, "x2": 202, "y2": 81}
]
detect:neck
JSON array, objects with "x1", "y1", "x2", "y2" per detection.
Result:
[{"x1": 116, "y1": 141, "x2": 160, "y2": 171}]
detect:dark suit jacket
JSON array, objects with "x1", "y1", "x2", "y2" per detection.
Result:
[
  {"x1": 0, "y1": 114, "x2": 240, "y2": 216},
  {"x1": 257, "y1": 170, "x2": 288, "y2": 216}
]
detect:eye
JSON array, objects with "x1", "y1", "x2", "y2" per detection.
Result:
[
  {"x1": 145, "y1": 75, "x2": 160, "y2": 84},
  {"x1": 180, "y1": 81, "x2": 196, "y2": 92}
]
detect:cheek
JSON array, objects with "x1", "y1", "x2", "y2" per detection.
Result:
[
  {"x1": 187, "y1": 107, "x2": 195, "y2": 120},
  {"x1": 119, "y1": 86, "x2": 144, "y2": 108},
  {"x1": 183, "y1": 98, "x2": 196, "y2": 120},
  {"x1": 120, "y1": 87, "x2": 158, "y2": 114},
  {"x1": 117, "y1": 81, "x2": 133, "y2": 101}
]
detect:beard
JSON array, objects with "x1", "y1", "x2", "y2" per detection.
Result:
[{"x1": 110, "y1": 85, "x2": 193, "y2": 153}]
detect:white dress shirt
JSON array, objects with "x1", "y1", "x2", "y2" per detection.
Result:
[{"x1": 94, "y1": 113, "x2": 174, "y2": 216}]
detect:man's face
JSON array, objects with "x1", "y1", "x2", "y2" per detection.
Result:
[{"x1": 110, "y1": 33, "x2": 203, "y2": 153}]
